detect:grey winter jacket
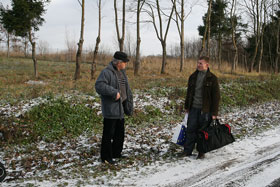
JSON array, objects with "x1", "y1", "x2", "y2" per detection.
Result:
[{"x1": 95, "y1": 62, "x2": 133, "y2": 119}]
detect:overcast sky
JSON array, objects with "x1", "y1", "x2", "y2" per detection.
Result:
[{"x1": 1, "y1": 0, "x2": 207, "y2": 56}]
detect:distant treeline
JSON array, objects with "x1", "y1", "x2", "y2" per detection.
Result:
[{"x1": 0, "y1": 0, "x2": 279, "y2": 75}]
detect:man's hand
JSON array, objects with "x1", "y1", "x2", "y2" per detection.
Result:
[{"x1": 116, "y1": 92, "x2": 121, "y2": 100}]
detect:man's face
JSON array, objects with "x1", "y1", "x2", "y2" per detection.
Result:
[
  {"x1": 197, "y1": 59, "x2": 209, "y2": 71},
  {"x1": 117, "y1": 61, "x2": 127, "y2": 70}
]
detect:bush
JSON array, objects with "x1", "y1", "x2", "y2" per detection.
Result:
[
  {"x1": 22, "y1": 98, "x2": 103, "y2": 142},
  {"x1": 220, "y1": 78, "x2": 280, "y2": 110}
]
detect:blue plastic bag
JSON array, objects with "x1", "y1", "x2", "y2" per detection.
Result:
[{"x1": 171, "y1": 114, "x2": 188, "y2": 146}]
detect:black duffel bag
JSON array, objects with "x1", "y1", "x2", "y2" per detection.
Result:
[
  {"x1": 197, "y1": 119, "x2": 235, "y2": 153},
  {"x1": 0, "y1": 162, "x2": 6, "y2": 182}
]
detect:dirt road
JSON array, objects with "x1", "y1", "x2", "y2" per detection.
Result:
[{"x1": 132, "y1": 126, "x2": 280, "y2": 187}]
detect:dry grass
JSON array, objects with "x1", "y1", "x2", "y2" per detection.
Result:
[
  {"x1": 0, "y1": 55, "x2": 274, "y2": 103},
  {"x1": 0, "y1": 58, "x2": 94, "y2": 102}
]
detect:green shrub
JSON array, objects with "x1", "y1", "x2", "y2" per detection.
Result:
[
  {"x1": 220, "y1": 78, "x2": 280, "y2": 109},
  {"x1": 23, "y1": 98, "x2": 102, "y2": 142}
]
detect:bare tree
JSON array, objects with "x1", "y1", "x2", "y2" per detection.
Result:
[
  {"x1": 199, "y1": 0, "x2": 212, "y2": 57},
  {"x1": 172, "y1": 0, "x2": 198, "y2": 72},
  {"x1": 91, "y1": 0, "x2": 102, "y2": 79},
  {"x1": 65, "y1": 28, "x2": 77, "y2": 62},
  {"x1": 146, "y1": 0, "x2": 175, "y2": 74},
  {"x1": 10, "y1": 37, "x2": 21, "y2": 54},
  {"x1": 0, "y1": 5, "x2": 10, "y2": 58},
  {"x1": 0, "y1": 23, "x2": 10, "y2": 58},
  {"x1": 185, "y1": 37, "x2": 201, "y2": 58},
  {"x1": 74, "y1": 0, "x2": 85, "y2": 80},
  {"x1": 275, "y1": 1, "x2": 280, "y2": 73},
  {"x1": 37, "y1": 40, "x2": 50, "y2": 56},
  {"x1": 134, "y1": 0, "x2": 146, "y2": 76},
  {"x1": 206, "y1": 0, "x2": 212, "y2": 57},
  {"x1": 243, "y1": 0, "x2": 266, "y2": 72},
  {"x1": 27, "y1": 31, "x2": 38, "y2": 77},
  {"x1": 124, "y1": 30, "x2": 136, "y2": 57},
  {"x1": 22, "y1": 37, "x2": 29, "y2": 57},
  {"x1": 114, "y1": 0, "x2": 126, "y2": 52},
  {"x1": 230, "y1": 0, "x2": 238, "y2": 72},
  {"x1": 257, "y1": 1, "x2": 270, "y2": 73}
]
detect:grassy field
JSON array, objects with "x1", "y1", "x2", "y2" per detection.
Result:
[
  {"x1": 1, "y1": 56, "x2": 280, "y2": 145},
  {"x1": 0, "y1": 56, "x2": 276, "y2": 102},
  {"x1": 1, "y1": 56, "x2": 280, "y2": 185}
]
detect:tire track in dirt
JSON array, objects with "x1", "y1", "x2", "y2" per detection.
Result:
[
  {"x1": 168, "y1": 141, "x2": 280, "y2": 187},
  {"x1": 267, "y1": 177, "x2": 280, "y2": 187}
]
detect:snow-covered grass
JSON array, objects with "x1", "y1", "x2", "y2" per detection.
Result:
[{"x1": 1, "y1": 87, "x2": 280, "y2": 186}]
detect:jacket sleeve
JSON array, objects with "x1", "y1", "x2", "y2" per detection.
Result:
[
  {"x1": 211, "y1": 76, "x2": 220, "y2": 116},
  {"x1": 95, "y1": 70, "x2": 118, "y2": 99}
]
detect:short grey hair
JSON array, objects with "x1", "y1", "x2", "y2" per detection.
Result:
[{"x1": 112, "y1": 58, "x2": 122, "y2": 65}]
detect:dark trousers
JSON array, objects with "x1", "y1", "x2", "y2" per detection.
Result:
[
  {"x1": 101, "y1": 118, "x2": 125, "y2": 162},
  {"x1": 184, "y1": 107, "x2": 212, "y2": 154}
]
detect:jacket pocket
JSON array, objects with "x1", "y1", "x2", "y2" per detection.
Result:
[{"x1": 102, "y1": 100, "x2": 120, "y2": 117}]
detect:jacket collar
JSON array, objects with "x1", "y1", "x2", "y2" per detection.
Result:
[
  {"x1": 106, "y1": 61, "x2": 117, "y2": 72},
  {"x1": 195, "y1": 68, "x2": 211, "y2": 76},
  {"x1": 106, "y1": 61, "x2": 126, "y2": 75}
]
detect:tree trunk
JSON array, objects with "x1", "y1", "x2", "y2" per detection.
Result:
[
  {"x1": 257, "y1": 24, "x2": 264, "y2": 73},
  {"x1": 248, "y1": 0, "x2": 262, "y2": 73},
  {"x1": 28, "y1": 30, "x2": 38, "y2": 78},
  {"x1": 198, "y1": 21, "x2": 208, "y2": 57},
  {"x1": 207, "y1": 0, "x2": 212, "y2": 56},
  {"x1": 6, "y1": 33, "x2": 10, "y2": 58},
  {"x1": 134, "y1": 0, "x2": 144, "y2": 76},
  {"x1": 230, "y1": 0, "x2": 238, "y2": 73},
  {"x1": 121, "y1": 0, "x2": 125, "y2": 52},
  {"x1": 114, "y1": 0, "x2": 126, "y2": 52},
  {"x1": 24, "y1": 38, "x2": 28, "y2": 58},
  {"x1": 199, "y1": 0, "x2": 212, "y2": 57},
  {"x1": 91, "y1": 0, "x2": 102, "y2": 79},
  {"x1": 218, "y1": 35, "x2": 222, "y2": 70},
  {"x1": 275, "y1": 11, "x2": 280, "y2": 73},
  {"x1": 74, "y1": 0, "x2": 85, "y2": 80},
  {"x1": 161, "y1": 42, "x2": 167, "y2": 74},
  {"x1": 179, "y1": 0, "x2": 184, "y2": 72},
  {"x1": 249, "y1": 37, "x2": 260, "y2": 72},
  {"x1": 91, "y1": 36, "x2": 100, "y2": 79}
]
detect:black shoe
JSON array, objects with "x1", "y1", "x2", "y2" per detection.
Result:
[{"x1": 196, "y1": 152, "x2": 205, "y2": 159}]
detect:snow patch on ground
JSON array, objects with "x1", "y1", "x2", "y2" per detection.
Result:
[
  {"x1": 0, "y1": 91, "x2": 280, "y2": 186},
  {"x1": 25, "y1": 80, "x2": 47, "y2": 85},
  {"x1": 109, "y1": 125, "x2": 280, "y2": 187}
]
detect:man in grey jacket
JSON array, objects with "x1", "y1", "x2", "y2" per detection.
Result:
[{"x1": 95, "y1": 51, "x2": 133, "y2": 164}]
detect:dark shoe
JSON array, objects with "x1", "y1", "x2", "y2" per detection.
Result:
[{"x1": 196, "y1": 152, "x2": 205, "y2": 159}]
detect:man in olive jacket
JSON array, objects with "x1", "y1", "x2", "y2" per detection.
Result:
[
  {"x1": 183, "y1": 56, "x2": 220, "y2": 159},
  {"x1": 95, "y1": 51, "x2": 133, "y2": 164}
]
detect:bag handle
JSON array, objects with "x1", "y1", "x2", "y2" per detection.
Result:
[
  {"x1": 210, "y1": 119, "x2": 221, "y2": 126},
  {"x1": 215, "y1": 119, "x2": 221, "y2": 125}
]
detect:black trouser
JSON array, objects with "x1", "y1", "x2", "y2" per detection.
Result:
[
  {"x1": 184, "y1": 107, "x2": 212, "y2": 154},
  {"x1": 101, "y1": 118, "x2": 125, "y2": 162}
]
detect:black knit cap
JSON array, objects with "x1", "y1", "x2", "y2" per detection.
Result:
[{"x1": 113, "y1": 51, "x2": 129, "y2": 62}]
